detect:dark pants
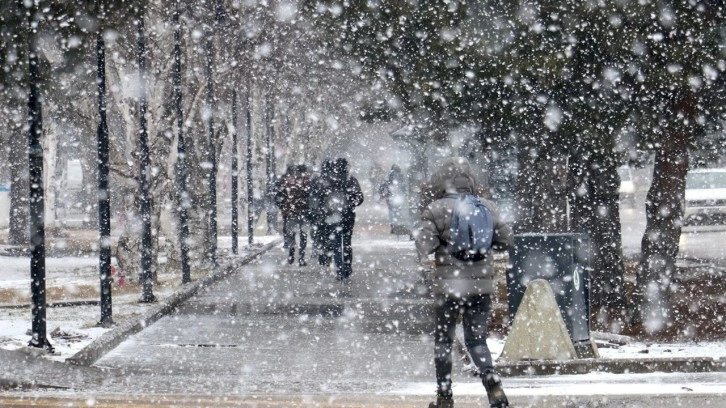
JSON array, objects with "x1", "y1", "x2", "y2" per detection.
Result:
[
  {"x1": 311, "y1": 222, "x2": 330, "y2": 266},
  {"x1": 434, "y1": 294, "x2": 494, "y2": 396},
  {"x1": 328, "y1": 221, "x2": 354, "y2": 279},
  {"x1": 283, "y1": 217, "x2": 307, "y2": 263}
]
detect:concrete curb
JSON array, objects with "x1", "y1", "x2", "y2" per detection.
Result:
[
  {"x1": 0, "y1": 299, "x2": 100, "y2": 309},
  {"x1": 66, "y1": 239, "x2": 281, "y2": 367},
  {"x1": 497, "y1": 356, "x2": 726, "y2": 376},
  {"x1": 1, "y1": 347, "x2": 113, "y2": 390}
]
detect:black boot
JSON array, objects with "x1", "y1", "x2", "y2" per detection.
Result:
[
  {"x1": 483, "y1": 371, "x2": 508, "y2": 408},
  {"x1": 287, "y1": 247, "x2": 295, "y2": 265},
  {"x1": 299, "y1": 245, "x2": 306, "y2": 266},
  {"x1": 428, "y1": 393, "x2": 454, "y2": 408}
]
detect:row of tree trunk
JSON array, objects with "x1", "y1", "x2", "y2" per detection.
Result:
[{"x1": 15, "y1": 1, "x2": 285, "y2": 349}]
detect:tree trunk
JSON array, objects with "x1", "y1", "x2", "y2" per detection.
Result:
[
  {"x1": 43, "y1": 120, "x2": 58, "y2": 230},
  {"x1": 204, "y1": 27, "x2": 218, "y2": 263},
  {"x1": 173, "y1": 0, "x2": 191, "y2": 281},
  {"x1": 8, "y1": 126, "x2": 29, "y2": 245},
  {"x1": 80, "y1": 140, "x2": 99, "y2": 227},
  {"x1": 514, "y1": 146, "x2": 566, "y2": 234},
  {"x1": 569, "y1": 147, "x2": 626, "y2": 314},
  {"x1": 116, "y1": 193, "x2": 142, "y2": 282},
  {"x1": 633, "y1": 133, "x2": 688, "y2": 333}
]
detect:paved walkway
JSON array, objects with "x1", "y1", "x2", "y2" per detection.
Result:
[
  {"x1": 3, "y1": 229, "x2": 726, "y2": 406},
  {"x1": 93, "y1": 231, "x2": 436, "y2": 395}
]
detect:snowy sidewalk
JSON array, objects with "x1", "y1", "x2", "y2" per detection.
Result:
[
  {"x1": 0, "y1": 234, "x2": 280, "y2": 361},
  {"x1": 1, "y1": 229, "x2": 726, "y2": 407},
  {"x1": 2, "y1": 226, "x2": 726, "y2": 398}
]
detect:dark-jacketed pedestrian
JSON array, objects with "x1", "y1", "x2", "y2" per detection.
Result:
[
  {"x1": 308, "y1": 160, "x2": 334, "y2": 266},
  {"x1": 275, "y1": 164, "x2": 311, "y2": 266},
  {"x1": 414, "y1": 157, "x2": 513, "y2": 408},
  {"x1": 323, "y1": 158, "x2": 363, "y2": 280}
]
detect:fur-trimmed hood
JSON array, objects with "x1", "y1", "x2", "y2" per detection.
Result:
[{"x1": 430, "y1": 157, "x2": 478, "y2": 199}]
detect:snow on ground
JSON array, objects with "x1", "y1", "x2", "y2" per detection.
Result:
[
  {"x1": 0, "y1": 255, "x2": 99, "y2": 290},
  {"x1": 0, "y1": 235, "x2": 278, "y2": 362},
  {"x1": 1, "y1": 231, "x2": 724, "y2": 373},
  {"x1": 393, "y1": 372, "x2": 726, "y2": 396}
]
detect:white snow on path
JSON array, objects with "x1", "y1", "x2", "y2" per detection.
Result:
[
  {"x1": 0, "y1": 235, "x2": 279, "y2": 362},
  {"x1": 393, "y1": 377, "x2": 726, "y2": 396},
  {"x1": 1, "y1": 232, "x2": 725, "y2": 373},
  {"x1": 0, "y1": 255, "x2": 99, "y2": 289}
]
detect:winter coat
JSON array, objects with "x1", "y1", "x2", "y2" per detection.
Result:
[
  {"x1": 275, "y1": 173, "x2": 311, "y2": 220},
  {"x1": 307, "y1": 174, "x2": 329, "y2": 224},
  {"x1": 415, "y1": 157, "x2": 513, "y2": 298},
  {"x1": 324, "y1": 175, "x2": 364, "y2": 225}
]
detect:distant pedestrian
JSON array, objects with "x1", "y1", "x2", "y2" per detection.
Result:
[
  {"x1": 323, "y1": 158, "x2": 363, "y2": 280},
  {"x1": 414, "y1": 157, "x2": 513, "y2": 408},
  {"x1": 266, "y1": 173, "x2": 281, "y2": 234},
  {"x1": 275, "y1": 164, "x2": 311, "y2": 266},
  {"x1": 275, "y1": 166, "x2": 293, "y2": 248},
  {"x1": 379, "y1": 164, "x2": 410, "y2": 236},
  {"x1": 308, "y1": 160, "x2": 334, "y2": 266}
]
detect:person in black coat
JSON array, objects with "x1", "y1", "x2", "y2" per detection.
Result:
[
  {"x1": 275, "y1": 164, "x2": 311, "y2": 266},
  {"x1": 308, "y1": 160, "x2": 334, "y2": 266},
  {"x1": 324, "y1": 158, "x2": 363, "y2": 280}
]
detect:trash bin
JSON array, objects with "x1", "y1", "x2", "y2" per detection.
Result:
[{"x1": 507, "y1": 233, "x2": 594, "y2": 356}]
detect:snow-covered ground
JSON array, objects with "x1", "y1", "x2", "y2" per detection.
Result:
[
  {"x1": 395, "y1": 371, "x2": 726, "y2": 397},
  {"x1": 0, "y1": 235, "x2": 279, "y2": 362},
  {"x1": 1, "y1": 228, "x2": 725, "y2": 399}
]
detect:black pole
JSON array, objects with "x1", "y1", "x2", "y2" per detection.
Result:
[
  {"x1": 136, "y1": 5, "x2": 156, "y2": 303},
  {"x1": 173, "y1": 1, "x2": 191, "y2": 283},
  {"x1": 27, "y1": 6, "x2": 52, "y2": 351},
  {"x1": 231, "y1": 91, "x2": 239, "y2": 254},
  {"x1": 268, "y1": 99, "x2": 277, "y2": 234},
  {"x1": 246, "y1": 86, "x2": 254, "y2": 245},
  {"x1": 96, "y1": 30, "x2": 113, "y2": 326},
  {"x1": 269, "y1": 99, "x2": 276, "y2": 180},
  {"x1": 204, "y1": 16, "x2": 217, "y2": 265},
  {"x1": 264, "y1": 95, "x2": 273, "y2": 234}
]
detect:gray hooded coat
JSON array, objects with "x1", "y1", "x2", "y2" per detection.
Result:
[{"x1": 415, "y1": 157, "x2": 513, "y2": 297}]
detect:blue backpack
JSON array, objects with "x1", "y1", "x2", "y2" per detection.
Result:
[{"x1": 446, "y1": 194, "x2": 494, "y2": 262}]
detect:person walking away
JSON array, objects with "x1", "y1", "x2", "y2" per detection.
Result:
[
  {"x1": 414, "y1": 157, "x2": 513, "y2": 408},
  {"x1": 324, "y1": 158, "x2": 363, "y2": 280},
  {"x1": 275, "y1": 166, "x2": 293, "y2": 248},
  {"x1": 275, "y1": 164, "x2": 311, "y2": 266},
  {"x1": 379, "y1": 164, "x2": 410, "y2": 235},
  {"x1": 308, "y1": 160, "x2": 334, "y2": 266}
]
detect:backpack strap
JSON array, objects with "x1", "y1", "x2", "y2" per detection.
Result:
[{"x1": 444, "y1": 192, "x2": 473, "y2": 200}]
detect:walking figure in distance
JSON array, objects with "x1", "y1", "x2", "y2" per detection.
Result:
[
  {"x1": 275, "y1": 164, "x2": 311, "y2": 266},
  {"x1": 378, "y1": 164, "x2": 410, "y2": 236},
  {"x1": 323, "y1": 158, "x2": 363, "y2": 280},
  {"x1": 308, "y1": 160, "x2": 334, "y2": 266},
  {"x1": 414, "y1": 157, "x2": 513, "y2": 408}
]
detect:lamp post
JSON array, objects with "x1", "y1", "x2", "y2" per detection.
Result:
[
  {"x1": 136, "y1": 4, "x2": 156, "y2": 303},
  {"x1": 96, "y1": 28, "x2": 113, "y2": 325},
  {"x1": 264, "y1": 95, "x2": 276, "y2": 234},
  {"x1": 27, "y1": 3, "x2": 52, "y2": 351},
  {"x1": 231, "y1": 91, "x2": 239, "y2": 254},
  {"x1": 246, "y1": 86, "x2": 254, "y2": 245},
  {"x1": 204, "y1": 1, "x2": 222, "y2": 266},
  {"x1": 173, "y1": 0, "x2": 191, "y2": 283}
]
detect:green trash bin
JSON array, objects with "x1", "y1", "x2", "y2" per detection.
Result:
[{"x1": 507, "y1": 233, "x2": 595, "y2": 357}]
